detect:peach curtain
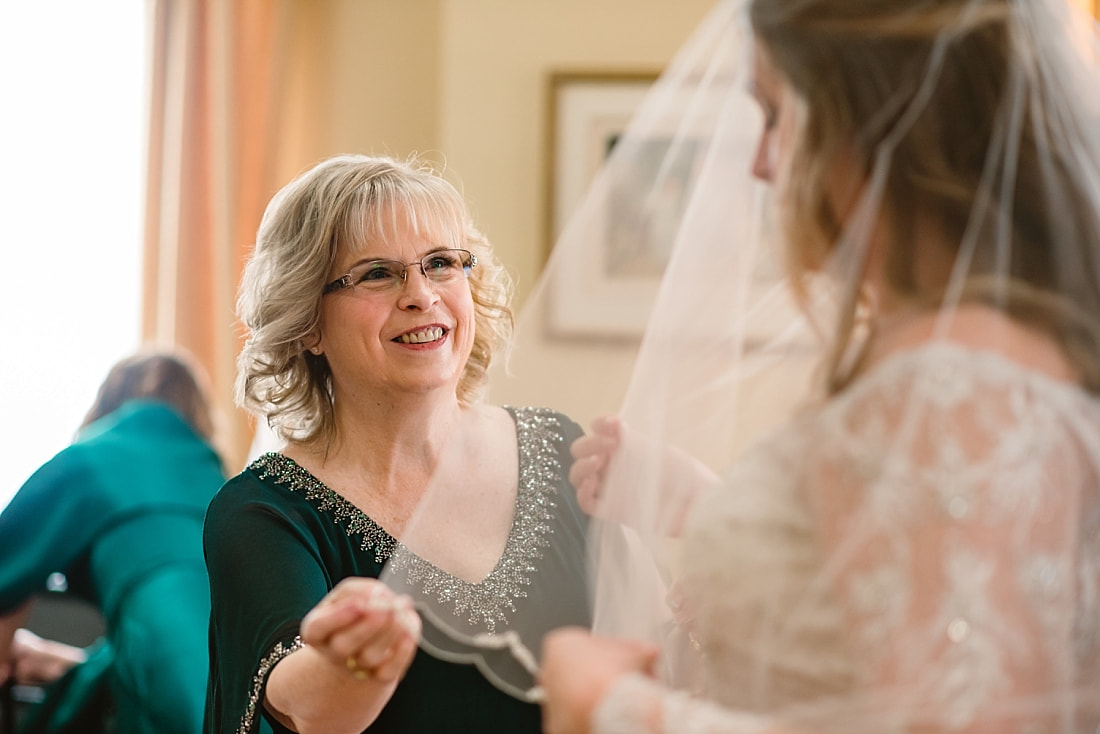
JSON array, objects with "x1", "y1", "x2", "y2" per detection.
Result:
[{"x1": 143, "y1": 0, "x2": 314, "y2": 467}]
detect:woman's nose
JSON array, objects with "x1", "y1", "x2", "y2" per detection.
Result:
[
  {"x1": 396, "y1": 268, "x2": 439, "y2": 311},
  {"x1": 751, "y1": 136, "x2": 774, "y2": 183}
]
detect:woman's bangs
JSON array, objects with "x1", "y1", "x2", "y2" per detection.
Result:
[{"x1": 343, "y1": 181, "x2": 467, "y2": 257}]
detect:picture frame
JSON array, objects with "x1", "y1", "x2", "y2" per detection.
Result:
[{"x1": 543, "y1": 70, "x2": 678, "y2": 338}]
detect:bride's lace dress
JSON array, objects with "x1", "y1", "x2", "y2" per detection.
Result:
[{"x1": 593, "y1": 343, "x2": 1100, "y2": 734}]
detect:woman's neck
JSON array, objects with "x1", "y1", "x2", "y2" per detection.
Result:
[{"x1": 289, "y1": 391, "x2": 466, "y2": 497}]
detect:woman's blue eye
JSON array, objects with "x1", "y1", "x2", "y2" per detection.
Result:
[{"x1": 424, "y1": 255, "x2": 455, "y2": 272}]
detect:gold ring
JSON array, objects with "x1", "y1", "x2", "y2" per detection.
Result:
[{"x1": 345, "y1": 655, "x2": 368, "y2": 680}]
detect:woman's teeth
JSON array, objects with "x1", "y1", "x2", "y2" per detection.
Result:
[{"x1": 398, "y1": 327, "x2": 445, "y2": 344}]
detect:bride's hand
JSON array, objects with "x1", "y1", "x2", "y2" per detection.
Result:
[
  {"x1": 569, "y1": 416, "x2": 623, "y2": 515},
  {"x1": 538, "y1": 627, "x2": 658, "y2": 734}
]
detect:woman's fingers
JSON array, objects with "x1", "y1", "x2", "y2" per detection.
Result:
[
  {"x1": 569, "y1": 453, "x2": 603, "y2": 489},
  {"x1": 366, "y1": 631, "x2": 419, "y2": 683},
  {"x1": 332, "y1": 608, "x2": 401, "y2": 662},
  {"x1": 590, "y1": 415, "x2": 623, "y2": 443},
  {"x1": 302, "y1": 580, "x2": 421, "y2": 675},
  {"x1": 569, "y1": 434, "x2": 605, "y2": 463},
  {"x1": 300, "y1": 596, "x2": 364, "y2": 646},
  {"x1": 340, "y1": 598, "x2": 420, "y2": 683},
  {"x1": 305, "y1": 581, "x2": 424, "y2": 686},
  {"x1": 571, "y1": 417, "x2": 627, "y2": 515}
]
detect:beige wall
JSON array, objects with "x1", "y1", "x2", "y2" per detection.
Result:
[
  {"x1": 324, "y1": 0, "x2": 442, "y2": 160},
  {"x1": 270, "y1": 0, "x2": 715, "y2": 427},
  {"x1": 437, "y1": 1, "x2": 715, "y2": 422},
  {"x1": 270, "y1": 0, "x2": 443, "y2": 187},
  {"x1": 288, "y1": 0, "x2": 713, "y2": 297},
  {"x1": 436, "y1": 0, "x2": 714, "y2": 303}
]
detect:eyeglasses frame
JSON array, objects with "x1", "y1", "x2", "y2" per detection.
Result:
[{"x1": 322, "y1": 248, "x2": 477, "y2": 295}]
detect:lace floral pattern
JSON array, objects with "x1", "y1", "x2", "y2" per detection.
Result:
[{"x1": 598, "y1": 345, "x2": 1100, "y2": 734}]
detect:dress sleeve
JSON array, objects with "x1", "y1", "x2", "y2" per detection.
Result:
[
  {"x1": 0, "y1": 448, "x2": 108, "y2": 612},
  {"x1": 203, "y1": 474, "x2": 336, "y2": 734},
  {"x1": 593, "y1": 673, "x2": 772, "y2": 734},
  {"x1": 801, "y1": 354, "x2": 1091, "y2": 731}
]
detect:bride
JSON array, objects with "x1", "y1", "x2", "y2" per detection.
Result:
[{"x1": 535, "y1": 0, "x2": 1100, "y2": 731}]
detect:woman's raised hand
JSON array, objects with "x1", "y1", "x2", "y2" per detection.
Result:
[
  {"x1": 300, "y1": 577, "x2": 421, "y2": 684},
  {"x1": 570, "y1": 415, "x2": 719, "y2": 533},
  {"x1": 569, "y1": 415, "x2": 623, "y2": 515}
]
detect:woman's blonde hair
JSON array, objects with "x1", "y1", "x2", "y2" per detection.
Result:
[
  {"x1": 749, "y1": 0, "x2": 1100, "y2": 392},
  {"x1": 236, "y1": 153, "x2": 514, "y2": 444}
]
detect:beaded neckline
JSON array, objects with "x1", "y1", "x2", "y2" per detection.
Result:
[{"x1": 248, "y1": 406, "x2": 567, "y2": 633}]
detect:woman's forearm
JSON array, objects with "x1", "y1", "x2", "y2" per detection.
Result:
[
  {"x1": 0, "y1": 601, "x2": 32, "y2": 681},
  {"x1": 264, "y1": 645, "x2": 398, "y2": 734}
]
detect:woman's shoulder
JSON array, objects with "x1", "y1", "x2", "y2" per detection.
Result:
[
  {"x1": 812, "y1": 307, "x2": 1100, "y2": 460},
  {"x1": 852, "y1": 305, "x2": 1084, "y2": 400},
  {"x1": 502, "y1": 405, "x2": 584, "y2": 443},
  {"x1": 208, "y1": 453, "x2": 301, "y2": 513}
]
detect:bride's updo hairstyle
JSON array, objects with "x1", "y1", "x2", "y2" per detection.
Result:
[{"x1": 749, "y1": 0, "x2": 1100, "y2": 392}]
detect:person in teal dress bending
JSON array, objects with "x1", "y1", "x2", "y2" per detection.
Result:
[
  {"x1": 203, "y1": 154, "x2": 592, "y2": 734},
  {"x1": 0, "y1": 348, "x2": 228, "y2": 733}
]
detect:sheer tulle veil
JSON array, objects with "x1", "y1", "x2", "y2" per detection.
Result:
[{"x1": 383, "y1": 0, "x2": 1100, "y2": 727}]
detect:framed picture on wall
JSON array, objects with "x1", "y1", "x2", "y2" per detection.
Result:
[{"x1": 544, "y1": 70, "x2": 684, "y2": 338}]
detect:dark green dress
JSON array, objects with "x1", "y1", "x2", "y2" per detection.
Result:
[
  {"x1": 0, "y1": 400, "x2": 227, "y2": 734},
  {"x1": 203, "y1": 407, "x2": 591, "y2": 734}
]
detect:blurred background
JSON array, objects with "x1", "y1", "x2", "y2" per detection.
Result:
[
  {"x1": 0, "y1": 0, "x2": 717, "y2": 504},
  {"x1": 1, "y1": 0, "x2": 1096, "y2": 507}
]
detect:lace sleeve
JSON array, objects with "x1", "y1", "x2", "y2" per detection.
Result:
[
  {"x1": 804, "y1": 349, "x2": 1092, "y2": 731},
  {"x1": 590, "y1": 349, "x2": 1097, "y2": 734},
  {"x1": 592, "y1": 673, "x2": 773, "y2": 734}
]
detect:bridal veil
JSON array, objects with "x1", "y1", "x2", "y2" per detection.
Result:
[{"x1": 384, "y1": 0, "x2": 1100, "y2": 729}]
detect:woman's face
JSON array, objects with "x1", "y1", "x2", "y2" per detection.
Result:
[
  {"x1": 750, "y1": 42, "x2": 867, "y2": 255},
  {"x1": 315, "y1": 212, "x2": 476, "y2": 407},
  {"x1": 749, "y1": 42, "x2": 796, "y2": 184}
]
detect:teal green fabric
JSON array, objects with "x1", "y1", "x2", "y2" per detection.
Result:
[
  {"x1": 204, "y1": 407, "x2": 591, "y2": 734},
  {"x1": 0, "y1": 400, "x2": 227, "y2": 734}
]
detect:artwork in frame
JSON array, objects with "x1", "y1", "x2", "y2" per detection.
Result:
[{"x1": 544, "y1": 70, "x2": 704, "y2": 338}]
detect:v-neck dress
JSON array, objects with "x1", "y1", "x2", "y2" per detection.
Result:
[{"x1": 202, "y1": 406, "x2": 590, "y2": 734}]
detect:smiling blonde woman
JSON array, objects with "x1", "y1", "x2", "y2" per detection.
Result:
[{"x1": 204, "y1": 154, "x2": 593, "y2": 734}]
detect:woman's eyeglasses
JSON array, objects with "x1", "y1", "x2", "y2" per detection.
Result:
[{"x1": 323, "y1": 248, "x2": 476, "y2": 295}]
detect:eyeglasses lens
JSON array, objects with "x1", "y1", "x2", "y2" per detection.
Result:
[{"x1": 351, "y1": 249, "x2": 471, "y2": 291}]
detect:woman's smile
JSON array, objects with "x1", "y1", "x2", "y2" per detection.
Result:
[{"x1": 394, "y1": 325, "x2": 448, "y2": 346}]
